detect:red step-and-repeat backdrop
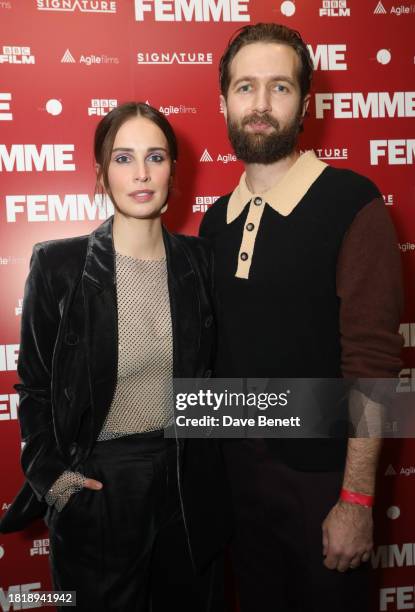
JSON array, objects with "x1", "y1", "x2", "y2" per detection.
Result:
[{"x1": 0, "y1": 1, "x2": 414, "y2": 610}]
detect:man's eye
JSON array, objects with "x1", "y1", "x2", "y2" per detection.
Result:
[
  {"x1": 274, "y1": 84, "x2": 288, "y2": 93},
  {"x1": 114, "y1": 155, "x2": 131, "y2": 163},
  {"x1": 238, "y1": 84, "x2": 251, "y2": 93}
]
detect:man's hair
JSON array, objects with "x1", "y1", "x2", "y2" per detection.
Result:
[{"x1": 219, "y1": 23, "x2": 314, "y2": 100}]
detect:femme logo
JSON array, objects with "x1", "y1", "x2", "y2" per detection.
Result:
[
  {"x1": 134, "y1": 0, "x2": 250, "y2": 22},
  {"x1": 315, "y1": 92, "x2": 415, "y2": 118},
  {"x1": 36, "y1": 0, "x2": 117, "y2": 13},
  {"x1": 307, "y1": 44, "x2": 347, "y2": 70},
  {"x1": 5, "y1": 194, "x2": 114, "y2": 223},
  {"x1": 0, "y1": 92, "x2": 12, "y2": 120},
  {"x1": 370, "y1": 140, "x2": 415, "y2": 165},
  {"x1": 0, "y1": 394, "x2": 19, "y2": 421},
  {"x1": 0, "y1": 144, "x2": 76, "y2": 172}
]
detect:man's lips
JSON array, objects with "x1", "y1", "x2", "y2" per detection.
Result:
[
  {"x1": 245, "y1": 121, "x2": 274, "y2": 132},
  {"x1": 128, "y1": 190, "x2": 154, "y2": 202}
]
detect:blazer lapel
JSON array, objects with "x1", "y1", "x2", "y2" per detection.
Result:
[
  {"x1": 163, "y1": 228, "x2": 201, "y2": 379},
  {"x1": 82, "y1": 217, "x2": 118, "y2": 442}
]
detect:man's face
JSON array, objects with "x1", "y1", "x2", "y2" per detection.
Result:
[{"x1": 221, "y1": 42, "x2": 310, "y2": 164}]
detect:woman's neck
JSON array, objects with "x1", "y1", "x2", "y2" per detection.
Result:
[{"x1": 112, "y1": 214, "x2": 165, "y2": 260}]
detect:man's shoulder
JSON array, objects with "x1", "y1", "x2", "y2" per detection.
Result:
[
  {"x1": 199, "y1": 193, "x2": 232, "y2": 238},
  {"x1": 322, "y1": 165, "x2": 381, "y2": 204}
]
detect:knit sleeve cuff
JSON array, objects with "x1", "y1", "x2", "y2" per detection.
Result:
[{"x1": 44, "y1": 470, "x2": 86, "y2": 512}]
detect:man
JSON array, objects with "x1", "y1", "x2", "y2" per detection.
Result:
[{"x1": 199, "y1": 23, "x2": 403, "y2": 612}]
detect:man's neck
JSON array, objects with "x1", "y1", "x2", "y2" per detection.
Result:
[{"x1": 244, "y1": 150, "x2": 300, "y2": 194}]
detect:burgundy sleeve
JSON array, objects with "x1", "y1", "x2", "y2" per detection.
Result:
[{"x1": 336, "y1": 197, "x2": 404, "y2": 378}]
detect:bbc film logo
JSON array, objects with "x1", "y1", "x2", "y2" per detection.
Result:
[
  {"x1": 192, "y1": 195, "x2": 220, "y2": 213},
  {"x1": 319, "y1": 0, "x2": 350, "y2": 16},
  {"x1": 36, "y1": 0, "x2": 117, "y2": 13},
  {"x1": 0, "y1": 46, "x2": 35, "y2": 64},
  {"x1": 88, "y1": 98, "x2": 117, "y2": 116}
]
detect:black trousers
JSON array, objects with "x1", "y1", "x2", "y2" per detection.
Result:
[
  {"x1": 223, "y1": 439, "x2": 370, "y2": 612},
  {"x1": 47, "y1": 431, "x2": 223, "y2": 611}
]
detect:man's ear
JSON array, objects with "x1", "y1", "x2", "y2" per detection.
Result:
[{"x1": 220, "y1": 94, "x2": 228, "y2": 122}]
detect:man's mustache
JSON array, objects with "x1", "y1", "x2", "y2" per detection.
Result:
[{"x1": 242, "y1": 113, "x2": 280, "y2": 130}]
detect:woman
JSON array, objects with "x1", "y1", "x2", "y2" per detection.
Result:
[{"x1": 0, "y1": 103, "x2": 232, "y2": 611}]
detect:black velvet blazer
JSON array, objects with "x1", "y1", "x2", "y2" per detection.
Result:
[{"x1": 0, "y1": 217, "x2": 232, "y2": 571}]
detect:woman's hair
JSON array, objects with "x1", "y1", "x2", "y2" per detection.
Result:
[{"x1": 94, "y1": 101, "x2": 178, "y2": 203}]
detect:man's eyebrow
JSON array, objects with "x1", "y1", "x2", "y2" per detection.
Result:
[{"x1": 232, "y1": 75, "x2": 297, "y2": 87}]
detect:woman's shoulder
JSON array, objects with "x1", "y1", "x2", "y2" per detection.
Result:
[
  {"x1": 30, "y1": 233, "x2": 90, "y2": 277},
  {"x1": 172, "y1": 233, "x2": 211, "y2": 258}
]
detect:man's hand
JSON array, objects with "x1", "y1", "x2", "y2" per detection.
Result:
[{"x1": 322, "y1": 500, "x2": 373, "y2": 572}]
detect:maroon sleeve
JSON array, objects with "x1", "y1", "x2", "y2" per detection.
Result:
[{"x1": 336, "y1": 197, "x2": 404, "y2": 378}]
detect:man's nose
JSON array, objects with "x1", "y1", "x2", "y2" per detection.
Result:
[{"x1": 252, "y1": 87, "x2": 271, "y2": 113}]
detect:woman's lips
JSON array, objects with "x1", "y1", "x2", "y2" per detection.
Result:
[{"x1": 128, "y1": 190, "x2": 154, "y2": 203}]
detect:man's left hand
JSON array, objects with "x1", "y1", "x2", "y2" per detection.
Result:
[{"x1": 322, "y1": 500, "x2": 373, "y2": 572}]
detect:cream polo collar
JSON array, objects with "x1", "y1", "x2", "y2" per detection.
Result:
[{"x1": 227, "y1": 150, "x2": 328, "y2": 224}]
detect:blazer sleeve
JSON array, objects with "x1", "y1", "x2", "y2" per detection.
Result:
[{"x1": 15, "y1": 244, "x2": 67, "y2": 501}]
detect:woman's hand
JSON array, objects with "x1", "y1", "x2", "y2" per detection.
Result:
[{"x1": 83, "y1": 478, "x2": 103, "y2": 490}]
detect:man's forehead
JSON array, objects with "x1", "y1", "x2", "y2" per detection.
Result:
[{"x1": 229, "y1": 42, "x2": 300, "y2": 81}]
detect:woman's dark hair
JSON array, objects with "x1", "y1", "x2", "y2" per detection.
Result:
[
  {"x1": 219, "y1": 23, "x2": 314, "y2": 102},
  {"x1": 94, "y1": 102, "x2": 178, "y2": 202}
]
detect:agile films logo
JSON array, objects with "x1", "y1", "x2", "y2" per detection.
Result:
[
  {"x1": 61, "y1": 49, "x2": 119, "y2": 65},
  {"x1": 36, "y1": 0, "x2": 117, "y2": 13},
  {"x1": 134, "y1": 0, "x2": 250, "y2": 21},
  {"x1": 319, "y1": 0, "x2": 350, "y2": 16},
  {"x1": 374, "y1": 0, "x2": 415, "y2": 15},
  {"x1": 0, "y1": 46, "x2": 35, "y2": 64}
]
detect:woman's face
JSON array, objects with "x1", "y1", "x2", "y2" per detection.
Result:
[{"x1": 105, "y1": 115, "x2": 172, "y2": 220}]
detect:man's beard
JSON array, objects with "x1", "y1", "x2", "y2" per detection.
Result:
[{"x1": 227, "y1": 110, "x2": 303, "y2": 165}]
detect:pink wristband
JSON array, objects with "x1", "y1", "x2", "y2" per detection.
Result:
[{"x1": 340, "y1": 488, "x2": 374, "y2": 508}]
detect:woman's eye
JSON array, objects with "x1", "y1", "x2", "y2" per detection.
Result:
[
  {"x1": 114, "y1": 155, "x2": 131, "y2": 163},
  {"x1": 147, "y1": 153, "x2": 165, "y2": 163}
]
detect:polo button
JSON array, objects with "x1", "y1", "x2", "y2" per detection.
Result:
[
  {"x1": 205, "y1": 315, "x2": 213, "y2": 328},
  {"x1": 254, "y1": 197, "x2": 262, "y2": 206},
  {"x1": 246, "y1": 223, "x2": 254, "y2": 231},
  {"x1": 240, "y1": 252, "x2": 249, "y2": 261},
  {"x1": 204, "y1": 370, "x2": 212, "y2": 378}
]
